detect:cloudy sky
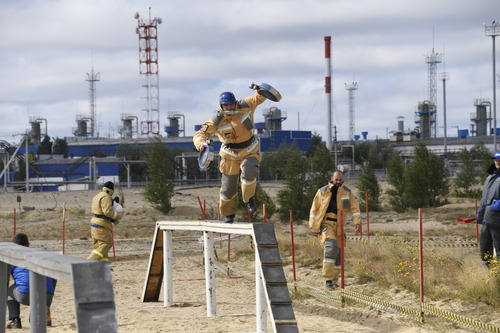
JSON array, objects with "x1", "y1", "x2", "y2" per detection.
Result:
[{"x1": 0, "y1": 0, "x2": 499, "y2": 145}]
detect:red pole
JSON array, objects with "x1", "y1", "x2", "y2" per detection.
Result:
[
  {"x1": 197, "y1": 196, "x2": 206, "y2": 220},
  {"x1": 13, "y1": 208, "x2": 16, "y2": 235},
  {"x1": 475, "y1": 199, "x2": 479, "y2": 243},
  {"x1": 289, "y1": 210, "x2": 296, "y2": 282},
  {"x1": 365, "y1": 192, "x2": 370, "y2": 239},
  {"x1": 340, "y1": 209, "x2": 345, "y2": 289},
  {"x1": 62, "y1": 203, "x2": 66, "y2": 255},
  {"x1": 418, "y1": 208, "x2": 424, "y2": 303}
]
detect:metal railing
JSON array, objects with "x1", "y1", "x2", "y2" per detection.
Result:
[{"x1": 0, "y1": 243, "x2": 117, "y2": 333}]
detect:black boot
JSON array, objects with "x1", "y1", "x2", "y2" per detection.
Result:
[
  {"x1": 6, "y1": 317, "x2": 21, "y2": 329},
  {"x1": 246, "y1": 197, "x2": 257, "y2": 213},
  {"x1": 224, "y1": 214, "x2": 235, "y2": 223}
]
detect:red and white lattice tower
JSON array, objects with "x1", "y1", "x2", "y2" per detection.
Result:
[{"x1": 134, "y1": 9, "x2": 162, "y2": 135}]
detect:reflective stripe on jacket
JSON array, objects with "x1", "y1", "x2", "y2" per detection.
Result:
[
  {"x1": 193, "y1": 92, "x2": 266, "y2": 156},
  {"x1": 309, "y1": 183, "x2": 361, "y2": 233},
  {"x1": 90, "y1": 186, "x2": 115, "y2": 229}
]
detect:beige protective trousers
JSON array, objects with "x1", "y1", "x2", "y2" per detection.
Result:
[
  {"x1": 88, "y1": 226, "x2": 112, "y2": 262},
  {"x1": 320, "y1": 213, "x2": 341, "y2": 283},
  {"x1": 219, "y1": 152, "x2": 259, "y2": 217}
]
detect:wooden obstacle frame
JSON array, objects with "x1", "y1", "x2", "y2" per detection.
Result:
[{"x1": 142, "y1": 220, "x2": 299, "y2": 333}]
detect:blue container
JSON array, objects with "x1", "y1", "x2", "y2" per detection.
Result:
[{"x1": 458, "y1": 129, "x2": 469, "y2": 138}]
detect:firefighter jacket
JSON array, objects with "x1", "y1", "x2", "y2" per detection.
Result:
[
  {"x1": 193, "y1": 92, "x2": 267, "y2": 159},
  {"x1": 309, "y1": 183, "x2": 362, "y2": 233},
  {"x1": 90, "y1": 185, "x2": 117, "y2": 229},
  {"x1": 478, "y1": 171, "x2": 500, "y2": 226}
]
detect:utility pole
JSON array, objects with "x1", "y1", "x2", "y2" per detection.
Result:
[
  {"x1": 439, "y1": 72, "x2": 450, "y2": 155},
  {"x1": 333, "y1": 125, "x2": 338, "y2": 169},
  {"x1": 485, "y1": 21, "x2": 500, "y2": 152}
]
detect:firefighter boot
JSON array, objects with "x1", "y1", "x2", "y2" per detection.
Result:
[{"x1": 246, "y1": 196, "x2": 258, "y2": 213}]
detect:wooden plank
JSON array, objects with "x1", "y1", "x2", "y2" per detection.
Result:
[{"x1": 141, "y1": 224, "x2": 164, "y2": 302}]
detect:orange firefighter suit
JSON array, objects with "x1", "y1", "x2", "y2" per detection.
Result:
[
  {"x1": 193, "y1": 92, "x2": 267, "y2": 217},
  {"x1": 309, "y1": 182, "x2": 361, "y2": 285},
  {"x1": 87, "y1": 183, "x2": 123, "y2": 262}
]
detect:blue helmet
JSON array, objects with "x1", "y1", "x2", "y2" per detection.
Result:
[{"x1": 219, "y1": 91, "x2": 236, "y2": 105}]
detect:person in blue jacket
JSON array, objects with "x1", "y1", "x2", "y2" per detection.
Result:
[
  {"x1": 6, "y1": 233, "x2": 56, "y2": 329},
  {"x1": 477, "y1": 152, "x2": 500, "y2": 266}
]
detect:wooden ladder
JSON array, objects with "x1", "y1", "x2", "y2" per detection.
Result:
[{"x1": 252, "y1": 223, "x2": 298, "y2": 333}]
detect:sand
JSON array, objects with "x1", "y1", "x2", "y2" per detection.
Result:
[{"x1": 0, "y1": 184, "x2": 476, "y2": 332}]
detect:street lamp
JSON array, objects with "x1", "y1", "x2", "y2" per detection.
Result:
[{"x1": 485, "y1": 20, "x2": 500, "y2": 152}]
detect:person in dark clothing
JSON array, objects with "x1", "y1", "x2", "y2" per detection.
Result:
[
  {"x1": 477, "y1": 152, "x2": 500, "y2": 266},
  {"x1": 6, "y1": 233, "x2": 56, "y2": 329}
]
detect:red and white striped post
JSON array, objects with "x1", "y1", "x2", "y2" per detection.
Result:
[{"x1": 324, "y1": 36, "x2": 332, "y2": 150}]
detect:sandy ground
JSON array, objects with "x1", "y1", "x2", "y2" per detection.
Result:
[{"x1": 0, "y1": 183, "x2": 480, "y2": 332}]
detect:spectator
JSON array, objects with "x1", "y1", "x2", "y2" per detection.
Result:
[
  {"x1": 477, "y1": 153, "x2": 500, "y2": 266},
  {"x1": 7, "y1": 233, "x2": 56, "y2": 329}
]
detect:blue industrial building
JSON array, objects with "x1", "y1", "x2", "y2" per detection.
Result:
[{"x1": 1, "y1": 129, "x2": 311, "y2": 191}]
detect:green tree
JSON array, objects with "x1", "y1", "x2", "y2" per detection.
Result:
[
  {"x1": 143, "y1": 137, "x2": 175, "y2": 214},
  {"x1": 37, "y1": 135, "x2": 52, "y2": 155},
  {"x1": 386, "y1": 153, "x2": 407, "y2": 213},
  {"x1": 53, "y1": 137, "x2": 68, "y2": 157},
  {"x1": 260, "y1": 150, "x2": 283, "y2": 180},
  {"x1": 454, "y1": 148, "x2": 481, "y2": 198},
  {"x1": 305, "y1": 132, "x2": 323, "y2": 158},
  {"x1": 471, "y1": 143, "x2": 494, "y2": 174},
  {"x1": 15, "y1": 159, "x2": 26, "y2": 182},
  {"x1": 355, "y1": 139, "x2": 394, "y2": 169},
  {"x1": 310, "y1": 142, "x2": 334, "y2": 180},
  {"x1": 276, "y1": 145, "x2": 310, "y2": 221},
  {"x1": 305, "y1": 142, "x2": 336, "y2": 205},
  {"x1": 117, "y1": 144, "x2": 147, "y2": 182},
  {"x1": 405, "y1": 143, "x2": 449, "y2": 209},
  {"x1": 357, "y1": 163, "x2": 382, "y2": 211}
]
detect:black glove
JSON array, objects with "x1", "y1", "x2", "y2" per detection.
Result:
[
  {"x1": 114, "y1": 196, "x2": 120, "y2": 204},
  {"x1": 249, "y1": 83, "x2": 260, "y2": 91}
]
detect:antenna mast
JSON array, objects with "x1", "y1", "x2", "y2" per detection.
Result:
[
  {"x1": 345, "y1": 82, "x2": 358, "y2": 141},
  {"x1": 86, "y1": 65, "x2": 100, "y2": 137},
  {"x1": 134, "y1": 8, "x2": 162, "y2": 136}
]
